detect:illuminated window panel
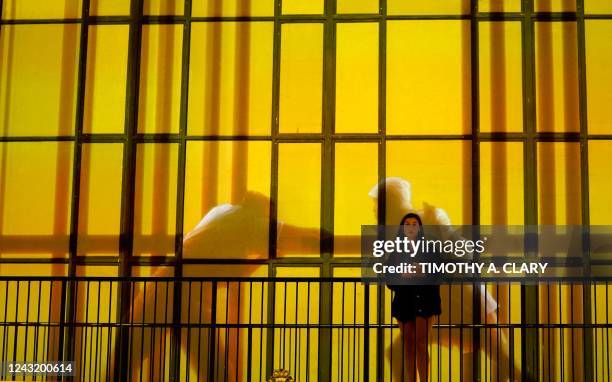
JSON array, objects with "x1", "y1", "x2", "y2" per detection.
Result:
[
  {"x1": 592, "y1": 284, "x2": 612, "y2": 380},
  {"x1": 336, "y1": 23, "x2": 378, "y2": 134},
  {"x1": 0, "y1": 142, "x2": 73, "y2": 259},
  {"x1": 586, "y1": 0, "x2": 612, "y2": 13},
  {"x1": 183, "y1": 141, "x2": 271, "y2": 259},
  {"x1": 83, "y1": 25, "x2": 130, "y2": 134},
  {"x1": 0, "y1": 278, "x2": 64, "y2": 361},
  {"x1": 188, "y1": 22, "x2": 273, "y2": 136},
  {"x1": 1, "y1": 0, "x2": 80, "y2": 19},
  {"x1": 535, "y1": 0, "x2": 576, "y2": 12},
  {"x1": 0, "y1": 276, "x2": 65, "y2": 364},
  {"x1": 387, "y1": 0, "x2": 470, "y2": 15},
  {"x1": 274, "y1": 267, "x2": 320, "y2": 382},
  {"x1": 131, "y1": 266, "x2": 174, "y2": 277},
  {"x1": 72, "y1": 265, "x2": 118, "y2": 381},
  {"x1": 130, "y1": 269, "x2": 174, "y2": 344},
  {"x1": 89, "y1": 0, "x2": 129, "y2": 15},
  {"x1": 588, "y1": 141, "x2": 612, "y2": 225},
  {"x1": 337, "y1": 0, "x2": 379, "y2": 13},
  {"x1": 77, "y1": 144, "x2": 124, "y2": 256},
  {"x1": 277, "y1": 143, "x2": 321, "y2": 257},
  {"x1": 74, "y1": 266, "x2": 118, "y2": 322},
  {"x1": 133, "y1": 144, "x2": 178, "y2": 257},
  {"x1": 535, "y1": 22, "x2": 579, "y2": 133},
  {"x1": 127, "y1": 265, "x2": 174, "y2": 381},
  {"x1": 0, "y1": 264, "x2": 67, "y2": 277},
  {"x1": 480, "y1": 142, "x2": 524, "y2": 225},
  {"x1": 537, "y1": 142, "x2": 582, "y2": 224},
  {"x1": 181, "y1": 264, "x2": 268, "y2": 381},
  {"x1": 282, "y1": 0, "x2": 324, "y2": 14},
  {"x1": 138, "y1": 25, "x2": 183, "y2": 134},
  {"x1": 279, "y1": 23, "x2": 323, "y2": 134},
  {"x1": 478, "y1": 0, "x2": 521, "y2": 12},
  {"x1": 192, "y1": 0, "x2": 274, "y2": 16},
  {"x1": 334, "y1": 143, "x2": 377, "y2": 257},
  {"x1": 386, "y1": 140, "x2": 472, "y2": 225},
  {"x1": 332, "y1": 267, "x2": 378, "y2": 381},
  {"x1": 0, "y1": 24, "x2": 79, "y2": 136},
  {"x1": 144, "y1": 0, "x2": 184, "y2": 15},
  {"x1": 387, "y1": 21, "x2": 471, "y2": 135},
  {"x1": 0, "y1": 279, "x2": 64, "y2": 333},
  {"x1": 537, "y1": 284, "x2": 585, "y2": 381},
  {"x1": 585, "y1": 21, "x2": 612, "y2": 134},
  {"x1": 479, "y1": 22, "x2": 524, "y2": 133}
]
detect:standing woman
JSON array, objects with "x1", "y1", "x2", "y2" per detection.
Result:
[{"x1": 385, "y1": 213, "x2": 441, "y2": 382}]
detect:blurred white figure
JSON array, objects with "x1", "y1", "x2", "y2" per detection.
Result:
[
  {"x1": 369, "y1": 177, "x2": 519, "y2": 381},
  {"x1": 132, "y1": 191, "x2": 321, "y2": 381},
  {"x1": 183, "y1": 191, "x2": 321, "y2": 259}
]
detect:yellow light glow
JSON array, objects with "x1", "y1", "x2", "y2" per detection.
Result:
[{"x1": 387, "y1": 20, "x2": 471, "y2": 135}]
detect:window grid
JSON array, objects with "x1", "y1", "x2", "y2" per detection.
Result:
[
  {"x1": 2, "y1": 4, "x2": 610, "y2": 262},
  {"x1": 1, "y1": 0, "x2": 611, "y2": 380}
]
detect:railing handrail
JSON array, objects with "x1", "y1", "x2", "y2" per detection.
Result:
[{"x1": 0, "y1": 276, "x2": 610, "y2": 282}]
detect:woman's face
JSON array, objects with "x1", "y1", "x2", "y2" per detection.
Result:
[{"x1": 402, "y1": 217, "x2": 420, "y2": 239}]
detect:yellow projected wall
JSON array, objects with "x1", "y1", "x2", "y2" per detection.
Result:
[{"x1": 1, "y1": 0, "x2": 611, "y2": 381}]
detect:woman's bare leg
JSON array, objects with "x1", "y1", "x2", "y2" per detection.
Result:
[
  {"x1": 399, "y1": 320, "x2": 417, "y2": 382},
  {"x1": 415, "y1": 317, "x2": 434, "y2": 382}
]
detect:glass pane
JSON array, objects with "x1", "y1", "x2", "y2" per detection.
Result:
[
  {"x1": 585, "y1": 0, "x2": 612, "y2": 13},
  {"x1": 588, "y1": 140, "x2": 612, "y2": 225},
  {"x1": 334, "y1": 143, "x2": 378, "y2": 256},
  {"x1": 183, "y1": 265, "x2": 269, "y2": 380},
  {"x1": 478, "y1": 0, "x2": 521, "y2": 12},
  {"x1": 90, "y1": 0, "x2": 129, "y2": 15},
  {"x1": 537, "y1": 142, "x2": 581, "y2": 224},
  {"x1": 479, "y1": 22, "x2": 523, "y2": 133},
  {"x1": 192, "y1": 0, "x2": 274, "y2": 17},
  {"x1": 535, "y1": 0, "x2": 576, "y2": 12},
  {"x1": 184, "y1": 265, "x2": 267, "y2": 278},
  {"x1": 139, "y1": 25, "x2": 183, "y2": 134},
  {"x1": 337, "y1": 0, "x2": 379, "y2": 13},
  {"x1": 188, "y1": 22, "x2": 273, "y2": 136},
  {"x1": 0, "y1": 264, "x2": 67, "y2": 276},
  {"x1": 84, "y1": 25, "x2": 130, "y2": 134},
  {"x1": 183, "y1": 141, "x2": 271, "y2": 259},
  {"x1": 77, "y1": 144, "x2": 124, "y2": 256},
  {"x1": 535, "y1": 22, "x2": 579, "y2": 133},
  {"x1": 336, "y1": 23, "x2": 378, "y2": 133},
  {"x1": 386, "y1": 140, "x2": 472, "y2": 225},
  {"x1": 283, "y1": 0, "x2": 323, "y2": 14},
  {"x1": 76, "y1": 266, "x2": 118, "y2": 277},
  {"x1": 388, "y1": 0, "x2": 470, "y2": 15},
  {"x1": 144, "y1": 0, "x2": 183, "y2": 15},
  {"x1": 585, "y1": 20, "x2": 612, "y2": 134},
  {"x1": 73, "y1": 264, "x2": 118, "y2": 380},
  {"x1": 331, "y1": 267, "x2": 378, "y2": 381},
  {"x1": 278, "y1": 143, "x2": 321, "y2": 256},
  {"x1": 131, "y1": 266, "x2": 174, "y2": 276},
  {"x1": 1, "y1": 0, "x2": 80, "y2": 19},
  {"x1": 73, "y1": 266, "x2": 118, "y2": 362},
  {"x1": 133, "y1": 144, "x2": 178, "y2": 257},
  {"x1": 0, "y1": 142, "x2": 73, "y2": 258},
  {"x1": 274, "y1": 267, "x2": 320, "y2": 381},
  {"x1": 387, "y1": 21, "x2": 471, "y2": 135},
  {"x1": 480, "y1": 142, "x2": 524, "y2": 224},
  {"x1": 0, "y1": 24, "x2": 79, "y2": 136},
  {"x1": 279, "y1": 23, "x2": 323, "y2": 134}
]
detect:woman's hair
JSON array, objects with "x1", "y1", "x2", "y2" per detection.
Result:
[{"x1": 397, "y1": 213, "x2": 425, "y2": 239}]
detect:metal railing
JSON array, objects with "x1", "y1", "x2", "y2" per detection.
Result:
[{"x1": 0, "y1": 277, "x2": 610, "y2": 381}]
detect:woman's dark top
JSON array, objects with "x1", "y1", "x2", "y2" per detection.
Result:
[{"x1": 384, "y1": 245, "x2": 442, "y2": 323}]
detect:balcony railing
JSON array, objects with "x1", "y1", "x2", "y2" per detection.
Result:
[{"x1": 0, "y1": 277, "x2": 609, "y2": 381}]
